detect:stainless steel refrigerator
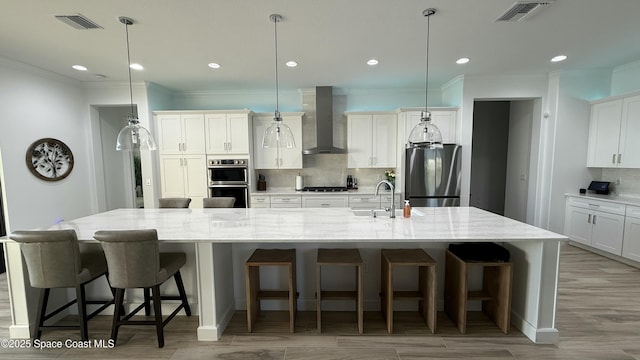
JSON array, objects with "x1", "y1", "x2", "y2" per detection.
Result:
[{"x1": 405, "y1": 144, "x2": 461, "y2": 207}]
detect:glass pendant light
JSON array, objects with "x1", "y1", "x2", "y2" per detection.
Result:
[
  {"x1": 115, "y1": 16, "x2": 157, "y2": 152},
  {"x1": 262, "y1": 14, "x2": 295, "y2": 149},
  {"x1": 407, "y1": 8, "x2": 443, "y2": 149}
]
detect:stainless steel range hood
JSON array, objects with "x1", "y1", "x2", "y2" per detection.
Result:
[{"x1": 302, "y1": 86, "x2": 345, "y2": 155}]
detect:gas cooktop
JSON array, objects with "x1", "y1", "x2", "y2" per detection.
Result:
[{"x1": 302, "y1": 186, "x2": 349, "y2": 192}]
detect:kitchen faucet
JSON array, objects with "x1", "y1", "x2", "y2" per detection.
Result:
[{"x1": 375, "y1": 180, "x2": 396, "y2": 218}]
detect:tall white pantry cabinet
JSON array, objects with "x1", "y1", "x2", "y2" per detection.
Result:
[{"x1": 155, "y1": 110, "x2": 252, "y2": 208}]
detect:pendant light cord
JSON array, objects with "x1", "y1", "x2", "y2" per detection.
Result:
[
  {"x1": 273, "y1": 16, "x2": 280, "y2": 116},
  {"x1": 125, "y1": 22, "x2": 135, "y2": 118},
  {"x1": 424, "y1": 12, "x2": 431, "y2": 114}
]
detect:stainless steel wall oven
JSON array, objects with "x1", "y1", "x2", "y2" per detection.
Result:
[{"x1": 207, "y1": 158, "x2": 249, "y2": 208}]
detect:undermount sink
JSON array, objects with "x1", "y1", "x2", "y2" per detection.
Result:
[{"x1": 351, "y1": 208, "x2": 423, "y2": 217}]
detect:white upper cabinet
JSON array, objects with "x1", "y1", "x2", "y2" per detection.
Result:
[
  {"x1": 205, "y1": 111, "x2": 252, "y2": 155},
  {"x1": 347, "y1": 113, "x2": 397, "y2": 168},
  {"x1": 252, "y1": 113, "x2": 303, "y2": 169},
  {"x1": 587, "y1": 94, "x2": 640, "y2": 168},
  {"x1": 401, "y1": 109, "x2": 458, "y2": 145},
  {"x1": 156, "y1": 113, "x2": 206, "y2": 155},
  {"x1": 618, "y1": 95, "x2": 640, "y2": 167}
]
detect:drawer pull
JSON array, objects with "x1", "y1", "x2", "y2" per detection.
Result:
[
  {"x1": 593, "y1": 215, "x2": 597, "y2": 225},
  {"x1": 588, "y1": 214, "x2": 591, "y2": 224}
]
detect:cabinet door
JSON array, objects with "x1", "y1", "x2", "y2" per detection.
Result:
[
  {"x1": 278, "y1": 115, "x2": 303, "y2": 169},
  {"x1": 404, "y1": 110, "x2": 457, "y2": 144},
  {"x1": 347, "y1": 115, "x2": 373, "y2": 168},
  {"x1": 565, "y1": 205, "x2": 592, "y2": 245},
  {"x1": 431, "y1": 110, "x2": 457, "y2": 144},
  {"x1": 159, "y1": 155, "x2": 185, "y2": 197},
  {"x1": 157, "y1": 114, "x2": 183, "y2": 154},
  {"x1": 250, "y1": 195, "x2": 270, "y2": 208},
  {"x1": 371, "y1": 114, "x2": 397, "y2": 168},
  {"x1": 182, "y1": 155, "x2": 207, "y2": 208},
  {"x1": 622, "y1": 211, "x2": 640, "y2": 262},
  {"x1": 590, "y1": 210, "x2": 624, "y2": 255},
  {"x1": 226, "y1": 114, "x2": 250, "y2": 154},
  {"x1": 587, "y1": 100, "x2": 623, "y2": 167},
  {"x1": 181, "y1": 114, "x2": 205, "y2": 154},
  {"x1": 302, "y1": 196, "x2": 348, "y2": 208},
  {"x1": 205, "y1": 114, "x2": 229, "y2": 154},
  {"x1": 618, "y1": 95, "x2": 640, "y2": 168},
  {"x1": 349, "y1": 195, "x2": 380, "y2": 209},
  {"x1": 252, "y1": 116, "x2": 279, "y2": 169}
]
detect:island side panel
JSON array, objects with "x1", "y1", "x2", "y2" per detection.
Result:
[
  {"x1": 506, "y1": 239, "x2": 561, "y2": 344},
  {"x1": 196, "y1": 242, "x2": 236, "y2": 341}
]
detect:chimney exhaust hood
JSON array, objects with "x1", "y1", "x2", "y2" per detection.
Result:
[{"x1": 302, "y1": 86, "x2": 345, "y2": 155}]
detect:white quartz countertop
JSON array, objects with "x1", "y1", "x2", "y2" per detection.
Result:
[
  {"x1": 565, "y1": 193, "x2": 640, "y2": 207},
  {"x1": 20, "y1": 206, "x2": 566, "y2": 244}
]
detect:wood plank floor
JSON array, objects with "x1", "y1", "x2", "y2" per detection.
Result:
[{"x1": 1, "y1": 243, "x2": 639, "y2": 359}]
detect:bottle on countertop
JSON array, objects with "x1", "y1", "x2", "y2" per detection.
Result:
[
  {"x1": 353, "y1": 177, "x2": 358, "y2": 189},
  {"x1": 346, "y1": 175, "x2": 353, "y2": 189},
  {"x1": 403, "y1": 200, "x2": 411, "y2": 218}
]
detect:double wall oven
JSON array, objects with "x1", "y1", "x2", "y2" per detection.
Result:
[{"x1": 207, "y1": 158, "x2": 249, "y2": 208}]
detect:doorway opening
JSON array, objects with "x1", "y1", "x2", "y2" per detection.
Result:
[
  {"x1": 469, "y1": 99, "x2": 539, "y2": 223},
  {"x1": 93, "y1": 105, "x2": 143, "y2": 211}
]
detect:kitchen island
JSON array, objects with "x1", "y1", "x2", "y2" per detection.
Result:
[{"x1": 3, "y1": 206, "x2": 565, "y2": 344}]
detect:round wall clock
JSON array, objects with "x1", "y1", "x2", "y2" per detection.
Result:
[{"x1": 26, "y1": 138, "x2": 74, "y2": 181}]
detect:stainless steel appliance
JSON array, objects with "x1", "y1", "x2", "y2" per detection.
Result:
[
  {"x1": 207, "y1": 158, "x2": 249, "y2": 208},
  {"x1": 405, "y1": 144, "x2": 461, "y2": 207}
]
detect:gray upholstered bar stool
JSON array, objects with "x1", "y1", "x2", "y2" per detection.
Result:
[
  {"x1": 316, "y1": 248, "x2": 363, "y2": 334},
  {"x1": 158, "y1": 197, "x2": 191, "y2": 208},
  {"x1": 203, "y1": 197, "x2": 235, "y2": 208},
  {"x1": 94, "y1": 229, "x2": 191, "y2": 348},
  {"x1": 245, "y1": 249, "x2": 297, "y2": 333},
  {"x1": 10, "y1": 229, "x2": 114, "y2": 340},
  {"x1": 380, "y1": 249, "x2": 437, "y2": 334}
]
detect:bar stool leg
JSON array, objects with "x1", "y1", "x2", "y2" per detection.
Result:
[
  {"x1": 356, "y1": 263, "x2": 363, "y2": 335},
  {"x1": 316, "y1": 262, "x2": 322, "y2": 332},
  {"x1": 385, "y1": 263, "x2": 394, "y2": 334},
  {"x1": 289, "y1": 260, "x2": 296, "y2": 333}
]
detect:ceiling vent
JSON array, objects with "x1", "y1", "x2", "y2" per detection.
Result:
[
  {"x1": 55, "y1": 14, "x2": 103, "y2": 29},
  {"x1": 496, "y1": 1, "x2": 555, "y2": 22}
]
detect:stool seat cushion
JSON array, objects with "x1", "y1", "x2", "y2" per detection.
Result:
[
  {"x1": 448, "y1": 242, "x2": 510, "y2": 262},
  {"x1": 78, "y1": 251, "x2": 109, "y2": 285}
]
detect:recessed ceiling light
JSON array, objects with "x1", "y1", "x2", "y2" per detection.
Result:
[
  {"x1": 129, "y1": 63, "x2": 144, "y2": 70},
  {"x1": 286, "y1": 61, "x2": 298, "y2": 67},
  {"x1": 94, "y1": 74, "x2": 107, "y2": 79},
  {"x1": 456, "y1": 57, "x2": 470, "y2": 64},
  {"x1": 208, "y1": 63, "x2": 221, "y2": 69},
  {"x1": 551, "y1": 55, "x2": 567, "y2": 63},
  {"x1": 367, "y1": 59, "x2": 379, "y2": 66},
  {"x1": 72, "y1": 65, "x2": 88, "y2": 71}
]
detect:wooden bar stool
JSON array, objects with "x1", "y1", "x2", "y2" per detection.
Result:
[
  {"x1": 380, "y1": 249, "x2": 437, "y2": 334},
  {"x1": 245, "y1": 249, "x2": 297, "y2": 333},
  {"x1": 316, "y1": 248, "x2": 363, "y2": 334},
  {"x1": 444, "y1": 243, "x2": 513, "y2": 334}
]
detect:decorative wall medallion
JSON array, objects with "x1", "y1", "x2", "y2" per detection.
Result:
[{"x1": 26, "y1": 138, "x2": 74, "y2": 181}]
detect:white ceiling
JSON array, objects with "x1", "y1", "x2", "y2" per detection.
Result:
[{"x1": 1, "y1": 0, "x2": 639, "y2": 93}]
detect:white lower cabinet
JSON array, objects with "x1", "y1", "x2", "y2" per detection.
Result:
[
  {"x1": 348, "y1": 194, "x2": 380, "y2": 209},
  {"x1": 622, "y1": 206, "x2": 640, "y2": 262},
  {"x1": 564, "y1": 197, "x2": 625, "y2": 256},
  {"x1": 159, "y1": 155, "x2": 207, "y2": 208},
  {"x1": 348, "y1": 194, "x2": 402, "y2": 209},
  {"x1": 302, "y1": 195, "x2": 348, "y2": 208},
  {"x1": 270, "y1": 195, "x2": 302, "y2": 208},
  {"x1": 250, "y1": 195, "x2": 270, "y2": 208}
]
